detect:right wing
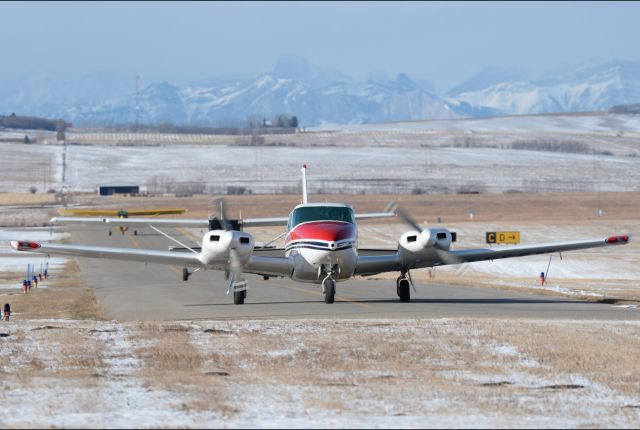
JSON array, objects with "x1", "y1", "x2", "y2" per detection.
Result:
[
  {"x1": 11, "y1": 240, "x2": 203, "y2": 267},
  {"x1": 10, "y1": 240, "x2": 296, "y2": 278}
]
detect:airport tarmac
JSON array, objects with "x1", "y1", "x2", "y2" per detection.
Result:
[{"x1": 65, "y1": 226, "x2": 640, "y2": 321}]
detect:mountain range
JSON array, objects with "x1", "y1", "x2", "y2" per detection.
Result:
[{"x1": 1, "y1": 58, "x2": 639, "y2": 127}]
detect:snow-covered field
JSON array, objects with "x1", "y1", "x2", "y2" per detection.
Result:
[
  {"x1": 1, "y1": 113, "x2": 640, "y2": 194},
  {"x1": 0, "y1": 142, "x2": 638, "y2": 194},
  {"x1": 0, "y1": 318, "x2": 638, "y2": 428},
  {"x1": 313, "y1": 112, "x2": 640, "y2": 135}
]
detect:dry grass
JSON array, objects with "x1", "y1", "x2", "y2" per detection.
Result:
[
  {"x1": 0, "y1": 319, "x2": 638, "y2": 426},
  {"x1": 0, "y1": 193, "x2": 57, "y2": 205},
  {"x1": 58, "y1": 190, "x2": 640, "y2": 222},
  {"x1": 132, "y1": 322, "x2": 235, "y2": 415}
]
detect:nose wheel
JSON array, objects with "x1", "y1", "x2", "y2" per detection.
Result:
[
  {"x1": 397, "y1": 276, "x2": 411, "y2": 302},
  {"x1": 322, "y1": 277, "x2": 336, "y2": 304}
]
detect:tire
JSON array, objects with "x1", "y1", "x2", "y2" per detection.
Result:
[
  {"x1": 398, "y1": 279, "x2": 411, "y2": 302},
  {"x1": 108, "y1": 231, "x2": 112, "y2": 236},
  {"x1": 234, "y1": 289, "x2": 246, "y2": 305},
  {"x1": 323, "y1": 278, "x2": 335, "y2": 304},
  {"x1": 134, "y1": 230, "x2": 138, "y2": 236},
  {"x1": 182, "y1": 268, "x2": 189, "y2": 282}
]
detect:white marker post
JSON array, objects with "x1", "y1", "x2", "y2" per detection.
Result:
[{"x1": 301, "y1": 164, "x2": 308, "y2": 204}]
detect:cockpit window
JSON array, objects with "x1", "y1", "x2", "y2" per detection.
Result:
[{"x1": 289, "y1": 206, "x2": 355, "y2": 228}]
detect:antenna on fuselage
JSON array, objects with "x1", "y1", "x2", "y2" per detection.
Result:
[{"x1": 301, "y1": 164, "x2": 308, "y2": 204}]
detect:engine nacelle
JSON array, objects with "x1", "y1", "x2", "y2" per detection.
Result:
[
  {"x1": 199, "y1": 229, "x2": 255, "y2": 268},
  {"x1": 399, "y1": 228, "x2": 453, "y2": 254}
]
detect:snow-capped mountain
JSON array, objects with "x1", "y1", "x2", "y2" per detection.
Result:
[
  {"x1": 2, "y1": 58, "x2": 640, "y2": 127},
  {"x1": 29, "y1": 58, "x2": 457, "y2": 127},
  {"x1": 449, "y1": 60, "x2": 640, "y2": 116}
]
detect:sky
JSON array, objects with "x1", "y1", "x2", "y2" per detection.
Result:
[{"x1": 1, "y1": 1, "x2": 640, "y2": 92}]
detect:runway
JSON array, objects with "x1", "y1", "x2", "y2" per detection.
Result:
[{"x1": 68, "y1": 226, "x2": 640, "y2": 321}]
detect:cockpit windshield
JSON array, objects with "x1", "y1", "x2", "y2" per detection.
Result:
[{"x1": 289, "y1": 206, "x2": 355, "y2": 228}]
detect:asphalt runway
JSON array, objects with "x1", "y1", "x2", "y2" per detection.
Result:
[{"x1": 68, "y1": 226, "x2": 640, "y2": 321}]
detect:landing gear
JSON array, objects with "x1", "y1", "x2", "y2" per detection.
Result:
[
  {"x1": 323, "y1": 277, "x2": 336, "y2": 304},
  {"x1": 108, "y1": 230, "x2": 112, "y2": 236},
  {"x1": 133, "y1": 229, "x2": 138, "y2": 236},
  {"x1": 182, "y1": 268, "x2": 190, "y2": 281},
  {"x1": 397, "y1": 276, "x2": 411, "y2": 302},
  {"x1": 234, "y1": 289, "x2": 246, "y2": 305},
  {"x1": 233, "y1": 281, "x2": 247, "y2": 305}
]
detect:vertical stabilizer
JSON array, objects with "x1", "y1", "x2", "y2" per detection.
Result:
[{"x1": 301, "y1": 164, "x2": 308, "y2": 204}]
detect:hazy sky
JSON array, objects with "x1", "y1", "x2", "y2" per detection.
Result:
[{"x1": 2, "y1": 1, "x2": 640, "y2": 92}]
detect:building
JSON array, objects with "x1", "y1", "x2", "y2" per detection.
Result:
[{"x1": 98, "y1": 185, "x2": 140, "y2": 196}]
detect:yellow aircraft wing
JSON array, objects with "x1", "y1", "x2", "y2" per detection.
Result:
[{"x1": 58, "y1": 208, "x2": 187, "y2": 216}]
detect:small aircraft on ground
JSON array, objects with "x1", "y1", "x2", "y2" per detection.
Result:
[
  {"x1": 12, "y1": 166, "x2": 630, "y2": 305},
  {"x1": 58, "y1": 207, "x2": 187, "y2": 236}
]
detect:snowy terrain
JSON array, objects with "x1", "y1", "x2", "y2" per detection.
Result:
[
  {"x1": 0, "y1": 319, "x2": 638, "y2": 428},
  {"x1": 316, "y1": 111, "x2": 640, "y2": 134},
  {"x1": 2, "y1": 128, "x2": 640, "y2": 195}
]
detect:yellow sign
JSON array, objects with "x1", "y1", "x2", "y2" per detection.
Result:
[{"x1": 486, "y1": 231, "x2": 520, "y2": 245}]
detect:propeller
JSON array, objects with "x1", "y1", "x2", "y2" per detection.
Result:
[
  {"x1": 225, "y1": 246, "x2": 247, "y2": 295},
  {"x1": 215, "y1": 198, "x2": 248, "y2": 296},
  {"x1": 395, "y1": 205, "x2": 424, "y2": 234},
  {"x1": 395, "y1": 204, "x2": 464, "y2": 266}
]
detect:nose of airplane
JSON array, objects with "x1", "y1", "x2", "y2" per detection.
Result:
[{"x1": 289, "y1": 221, "x2": 356, "y2": 243}]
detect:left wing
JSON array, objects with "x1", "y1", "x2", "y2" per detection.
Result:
[
  {"x1": 445, "y1": 236, "x2": 629, "y2": 264},
  {"x1": 355, "y1": 235, "x2": 630, "y2": 276}
]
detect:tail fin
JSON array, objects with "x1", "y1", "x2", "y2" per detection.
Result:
[{"x1": 301, "y1": 164, "x2": 308, "y2": 204}]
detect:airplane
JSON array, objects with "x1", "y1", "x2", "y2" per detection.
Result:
[
  {"x1": 57, "y1": 207, "x2": 187, "y2": 236},
  {"x1": 11, "y1": 165, "x2": 630, "y2": 305}
]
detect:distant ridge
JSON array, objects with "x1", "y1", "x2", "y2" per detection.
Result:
[{"x1": 1, "y1": 58, "x2": 640, "y2": 127}]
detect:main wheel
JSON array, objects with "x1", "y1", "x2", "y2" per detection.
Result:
[
  {"x1": 398, "y1": 278, "x2": 411, "y2": 302},
  {"x1": 108, "y1": 231, "x2": 112, "y2": 236},
  {"x1": 323, "y1": 278, "x2": 336, "y2": 304},
  {"x1": 182, "y1": 268, "x2": 189, "y2": 282},
  {"x1": 234, "y1": 289, "x2": 246, "y2": 305}
]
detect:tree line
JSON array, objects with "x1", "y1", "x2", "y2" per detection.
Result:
[
  {"x1": 97, "y1": 114, "x2": 300, "y2": 135},
  {"x1": 0, "y1": 113, "x2": 68, "y2": 132}
]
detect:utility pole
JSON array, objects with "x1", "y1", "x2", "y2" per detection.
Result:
[{"x1": 134, "y1": 74, "x2": 140, "y2": 132}]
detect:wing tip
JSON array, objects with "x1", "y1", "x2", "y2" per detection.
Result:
[
  {"x1": 11, "y1": 240, "x2": 41, "y2": 251},
  {"x1": 606, "y1": 235, "x2": 630, "y2": 244}
]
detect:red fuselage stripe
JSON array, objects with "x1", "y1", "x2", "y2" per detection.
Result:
[{"x1": 286, "y1": 221, "x2": 356, "y2": 244}]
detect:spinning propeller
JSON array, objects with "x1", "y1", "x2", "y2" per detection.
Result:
[
  {"x1": 214, "y1": 198, "x2": 248, "y2": 296},
  {"x1": 394, "y1": 203, "x2": 463, "y2": 267}
]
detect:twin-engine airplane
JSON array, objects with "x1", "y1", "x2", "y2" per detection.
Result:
[{"x1": 11, "y1": 166, "x2": 630, "y2": 305}]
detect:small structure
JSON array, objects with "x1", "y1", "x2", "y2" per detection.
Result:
[{"x1": 98, "y1": 185, "x2": 140, "y2": 196}]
